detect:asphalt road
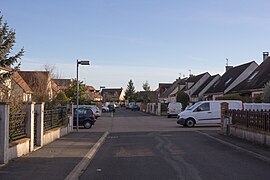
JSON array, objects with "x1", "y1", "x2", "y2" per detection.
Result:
[
  {"x1": 80, "y1": 108, "x2": 270, "y2": 180},
  {"x1": 0, "y1": 108, "x2": 269, "y2": 180}
]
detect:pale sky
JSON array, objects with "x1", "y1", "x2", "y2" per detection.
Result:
[{"x1": 2, "y1": 0, "x2": 270, "y2": 91}]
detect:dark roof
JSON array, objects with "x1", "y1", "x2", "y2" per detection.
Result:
[
  {"x1": 192, "y1": 75, "x2": 219, "y2": 96},
  {"x1": 185, "y1": 72, "x2": 209, "y2": 90},
  {"x1": 231, "y1": 57, "x2": 270, "y2": 92},
  {"x1": 205, "y1": 61, "x2": 256, "y2": 94},
  {"x1": 160, "y1": 78, "x2": 186, "y2": 98},
  {"x1": 157, "y1": 83, "x2": 172, "y2": 96}
]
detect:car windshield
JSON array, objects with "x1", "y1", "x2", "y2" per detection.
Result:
[{"x1": 186, "y1": 102, "x2": 201, "y2": 110}]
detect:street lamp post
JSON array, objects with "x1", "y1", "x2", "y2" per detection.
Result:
[{"x1": 76, "y1": 60, "x2": 90, "y2": 132}]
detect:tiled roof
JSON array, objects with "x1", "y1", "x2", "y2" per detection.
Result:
[
  {"x1": 52, "y1": 79, "x2": 71, "y2": 89},
  {"x1": 18, "y1": 71, "x2": 50, "y2": 90},
  {"x1": 101, "y1": 88, "x2": 123, "y2": 96},
  {"x1": 157, "y1": 83, "x2": 172, "y2": 96},
  {"x1": 192, "y1": 75, "x2": 219, "y2": 96},
  {"x1": 231, "y1": 57, "x2": 270, "y2": 92},
  {"x1": 51, "y1": 80, "x2": 61, "y2": 93},
  {"x1": 12, "y1": 72, "x2": 33, "y2": 93},
  {"x1": 205, "y1": 61, "x2": 256, "y2": 94},
  {"x1": 185, "y1": 72, "x2": 209, "y2": 90},
  {"x1": 160, "y1": 78, "x2": 186, "y2": 98}
]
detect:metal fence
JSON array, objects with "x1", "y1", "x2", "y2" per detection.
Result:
[
  {"x1": 9, "y1": 112, "x2": 27, "y2": 142},
  {"x1": 228, "y1": 110, "x2": 270, "y2": 132},
  {"x1": 44, "y1": 109, "x2": 69, "y2": 132}
]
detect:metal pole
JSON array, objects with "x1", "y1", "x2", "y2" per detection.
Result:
[{"x1": 76, "y1": 60, "x2": 79, "y2": 132}]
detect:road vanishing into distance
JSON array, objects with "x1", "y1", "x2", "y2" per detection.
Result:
[
  {"x1": 83, "y1": 108, "x2": 270, "y2": 180},
  {"x1": 0, "y1": 108, "x2": 269, "y2": 180}
]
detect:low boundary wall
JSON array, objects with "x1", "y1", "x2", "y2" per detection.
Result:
[
  {"x1": 7, "y1": 125, "x2": 73, "y2": 161},
  {"x1": 229, "y1": 125, "x2": 270, "y2": 147}
]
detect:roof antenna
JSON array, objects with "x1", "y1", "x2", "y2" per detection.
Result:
[{"x1": 226, "y1": 58, "x2": 229, "y2": 66}]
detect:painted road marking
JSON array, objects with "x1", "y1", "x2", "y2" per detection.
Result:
[{"x1": 65, "y1": 131, "x2": 109, "y2": 180}]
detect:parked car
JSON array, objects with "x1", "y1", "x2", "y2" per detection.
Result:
[
  {"x1": 73, "y1": 107, "x2": 96, "y2": 129},
  {"x1": 102, "y1": 105, "x2": 109, "y2": 112},
  {"x1": 108, "y1": 104, "x2": 116, "y2": 112},
  {"x1": 167, "y1": 102, "x2": 182, "y2": 118},
  {"x1": 177, "y1": 100, "x2": 243, "y2": 127},
  {"x1": 90, "y1": 106, "x2": 101, "y2": 119},
  {"x1": 131, "y1": 104, "x2": 140, "y2": 111}
]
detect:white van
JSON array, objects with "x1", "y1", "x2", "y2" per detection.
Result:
[
  {"x1": 167, "y1": 102, "x2": 182, "y2": 118},
  {"x1": 176, "y1": 100, "x2": 243, "y2": 127}
]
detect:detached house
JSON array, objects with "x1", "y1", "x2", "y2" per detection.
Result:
[
  {"x1": 1, "y1": 67, "x2": 32, "y2": 102},
  {"x1": 11, "y1": 72, "x2": 33, "y2": 102},
  {"x1": 204, "y1": 61, "x2": 258, "y2": 100},
  {"x1": 230, "y1": 52, "x2": 270, "y2": 100},
  {"x1": 101, "y1": 88, "x2": 125, "y2": 102},
  {"x1": 18, "y1": 71, "x2": 55, "y2": 102},
  {"x1": 52, "y1": 79, "x2": 71, "y2": 90}
]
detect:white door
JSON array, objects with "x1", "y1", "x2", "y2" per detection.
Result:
[{"x1": 193, "y1": 102, "x2": 214, "y2": 124}]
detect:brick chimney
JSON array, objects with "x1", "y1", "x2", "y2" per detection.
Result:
[{"x1": 263, "y1": 52, "x2": 269, "y2": 61}]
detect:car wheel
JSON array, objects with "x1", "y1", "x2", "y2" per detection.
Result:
[
  {"x1": 83, "y1": 121, "x2": 92, "y2": 129},
  {"x1": 185, "y1": 118, "x2": 195, "y2": 127},
  {"x1": 102, "y1": 109, "x2": 106, "y2": 113},
  {"x1": 167, "y1": 114, "x2": 171, "y2": 118}
]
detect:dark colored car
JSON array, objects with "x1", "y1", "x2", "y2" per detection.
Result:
[
  {"x1": 108, "y1": 104, "x2": 116, "y2": 112},
  {"x1": 73, "y1": 107, "x2": 96, "y2": 129},
  {"x1": 131, "y1": 104, "x2": 140, "y2": 111}
]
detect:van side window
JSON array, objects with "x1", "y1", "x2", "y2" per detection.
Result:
[{"x1": 195, "y1": 103, "x2": 210, "y2": 112}]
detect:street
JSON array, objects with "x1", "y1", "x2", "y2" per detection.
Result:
[
  {"x1": 85, "y1": 108, "x2": 270, "y2": 180},
  {"x1": 0, "y1": 108, "x2": 270, "y2": 180}
]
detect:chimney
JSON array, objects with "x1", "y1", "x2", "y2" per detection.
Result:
[
  {"x1": 263, "y1": 52, "x2": 269, "y2": 61},
  {"x1": 225, "y1": 66, "x2": 233, "y2": 72}
]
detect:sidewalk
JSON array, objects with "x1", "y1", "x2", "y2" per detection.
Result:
[{"x1": 0, "y1": 131, "x2": 105, "y2": 180}]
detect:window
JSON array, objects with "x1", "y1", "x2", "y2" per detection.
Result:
[
  {"x1": 225, "y1": 78, "x2": 232, "y2": 85},
  {"x1": 248, "y1": 71, "x2": 259, "y2": 82},
  {"x1": 195, "y1": 103, "x2": 210, "y2": 112}
]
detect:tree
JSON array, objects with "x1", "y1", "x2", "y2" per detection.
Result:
[
  {"x1": 0, "y1": 15, "x2": 24, "y2": 84},
  {"x1": 64, "y1": 79, "x2": 87, "y2": 104},
  {"x1": 262, "y1": 81, "x2": 270, "y2": 103},
  {"x1": 176, "y1": 91, "x2": 190, "y2": 109},
  {"x1": 42, "y1": 64, "x2": 61, "y2": 79},
  {"x1": 142, "y1": 81, "x2": 151, "y2": 91},
  {"x1": 125, "y1": 79, "x2": 136, "y2": 102}
]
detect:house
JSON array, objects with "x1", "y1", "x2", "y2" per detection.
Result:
[
  {"x1": 204, "y1": 61, "x2": 258, "y2": 100},
  {"x1": 184, "y1": 72, "x2": 211, "y2": 100},
  {"x1": 230, "y1": 52, "x2": 270, "y2": 101},
  {"x1": 159, "y1": 78, "x2": 186, "y2": 103},
  {"x1": 190, "y1": 74, "x2": 220, "y2": 102},
  {"x1": 1, "y1": 67, "x2": 33, "y2": 102},
  {"x1": 85, "y1": 85, "x2": 103, "y2": 102},
  {"x1": 51, "y1": 80, "x2": 61, "y2": 98},
  {"x1": 52, "y1": 79, "x2": 71, "y2": 90},
  {"x1": 101, "y1": 88, "x2": 125, "y2": 102},
  {"x1": 137, "y1": 91, "x2": 158, "y2": 103},
  {"x1": 156, "y1": 83, "x2": 172, "y2": 98},
  {"x1": 18, "y1": 71, "x2": 54, "y2": 102},
  {"x1": 11, "y1": 72, "x2": 33, "y2": 102}
]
